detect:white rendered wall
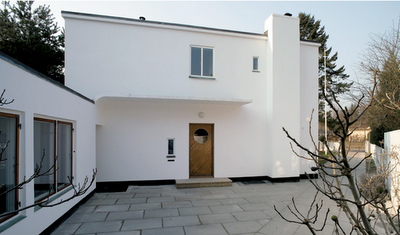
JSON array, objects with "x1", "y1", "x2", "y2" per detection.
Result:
[
  {"x1": 264, "y1": 14, "x2": 301, "y2": 178},
  {"x1": 384, "y1": 130, "x2": 400, "y2": 210},
  {"x1": 299, "y1": 42, "x2": 319, "y2": 175},
  {"x1": 0, "y1": 57, "x2": 96, "y2": 235},
  {"x1": 63, "y1": 13, "x2": 268, "y2": 101},
  {"x1": 95, "y1": 99, "x2": 270, "y2": 181},
  {"x1": 64, "y1": 13, "x2": 272, "y2": 181},
  {"x1": 63, "y1": 12, "x2": 318, "y2": 182}
]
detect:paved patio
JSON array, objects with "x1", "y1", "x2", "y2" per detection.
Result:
[{"x1": 51, "y1": 152, "x2": 387, "y2": 235}]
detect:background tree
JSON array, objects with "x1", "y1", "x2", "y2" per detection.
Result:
[
  {"x1": 0, "y1": 1, "x2": 64, "y2": 83},
  {"x1": 299, "y1": 12, "x2": 352, "y2": 130},
  {"x1": 360, "y1": 20, "x2": 400, "y2": 144}
]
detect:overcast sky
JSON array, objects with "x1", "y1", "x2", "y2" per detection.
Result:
[{"x1": 33, "y1": 1, "x2": 400, "y2": 84}]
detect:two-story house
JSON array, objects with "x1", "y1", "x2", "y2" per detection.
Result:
[{"x1": 0, "y1": 12, "x2": 319, "y2": 234}]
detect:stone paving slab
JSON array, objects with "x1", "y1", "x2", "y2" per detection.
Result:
[
  {"x1": 75, "y1": 221, "x2": 123, "y2": 234},
  {"x1": 121, "y1": 218, "x2": 162, "y2": 231},
  {"x1": 162, "y1": 215, "x2": 201, "y2": 227},
  {"x1": 184, "y1": 224, "x2": 229, "y2": 235},
  {"x1": 142, "y1": 227, "x2": 185, "y2": 235}
]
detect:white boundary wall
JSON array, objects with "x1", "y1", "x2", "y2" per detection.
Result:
[{"x1": 384, "y1": 130, "x2": 400, "y2": 209}]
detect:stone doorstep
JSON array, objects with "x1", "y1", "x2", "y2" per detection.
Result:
[{"x1": 175, "y1": 178, "x2": 232, "y2": 189}]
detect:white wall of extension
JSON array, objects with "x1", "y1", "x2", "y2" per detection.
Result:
[
  {"x1": 0, "y1": 56, "x2": 97, "y2": 235},
  {"x1": 62, "y1": 12, "x2": 319, "y2": 183},
  {"x1": 299, "y1": 42, "x2": 320, "y2": 175}
]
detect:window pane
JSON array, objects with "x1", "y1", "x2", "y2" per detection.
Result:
[
  {"x1": 253, "y1": 57, "x2": 258, "y2": 70},
  {"x1": 57, "y1": 123, "x2": 72, "y2": 191},
  {"x1": 168, "y1": 139, "x2": 174, "y2": 155},
  {"x1": 194, "y1": 128, "x2": 209, "y2": 144},
  {"x1": 203, "y1": 48, "x2": 213, "y2": 76},
  {"x1": 191, "y1": 47, "x2": 201, "y2": 76},
  {"x1": 0, "y1": 115, "x2": 17, "y2": 220},
  {"x1": 34, "y1": 120, "x2": 55, "y2": 201}
]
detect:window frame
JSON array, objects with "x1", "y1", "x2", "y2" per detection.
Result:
[
  {"x1": 252, "y1": 56, "x2": 259, "y2": 72},
  {"x1": 167, "y1": 138, "x2": 175, "y2": 156},
  {"x1": 33, "y1": 118, "x2": 73, "y2": 203},
  {"x1": 56, "y1": 121, "x2": 73, "y2": 192},
  {"x1": 0, "y1": 112, "x2": 19, "y2": 223},
  {"x1": 190, "y1": 45, "x2": 215, "y2": 79}
]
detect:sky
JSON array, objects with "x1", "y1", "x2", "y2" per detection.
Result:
[{"x1": 31, "y1": 0, "x2": 400, "y2": 85}]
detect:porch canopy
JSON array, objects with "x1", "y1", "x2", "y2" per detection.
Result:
[{"x1": 94, "y1": 94, "x2": 252, "y2": 105}]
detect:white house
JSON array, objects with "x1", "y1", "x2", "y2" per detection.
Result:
[
  {"x1": 64, "y1": 11, "x2": 319, "y2": 185},
  {"x1": 0, "y1": 12, "x2": 319, "y2": 234}
]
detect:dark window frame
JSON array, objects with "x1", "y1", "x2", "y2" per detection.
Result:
[
  {"x1": 0, "y1": 112, "x2": 19, "y2": 223},
  {"x1": 33, "y1": 118, "x2": 73, "y2": 203}
]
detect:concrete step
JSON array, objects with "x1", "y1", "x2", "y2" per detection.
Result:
[{"x1": 175, "y1": 178, "x2": 232, "y2": 189}]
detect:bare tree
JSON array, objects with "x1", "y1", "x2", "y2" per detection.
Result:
[
  {"x1": 274, "y1": 192, "x2": 330, "y2": 235},
  {"x1": 0, "y1": 89, "x2": 97, "y2": 220},
  {"x1": 274, "y1": 71, "x2": 400, "y2": 235},
  {"x1": 359, "y1": 19, "x2": 400, "y2": 145}
]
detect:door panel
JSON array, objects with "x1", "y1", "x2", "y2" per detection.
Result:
[{"x1": 189, "y1": 124, "x2": 214, "y2": 177}]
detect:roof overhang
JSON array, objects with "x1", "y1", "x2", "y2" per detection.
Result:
[{"x1": 95, "y1": 94, "x2": 252, "y2": 106}]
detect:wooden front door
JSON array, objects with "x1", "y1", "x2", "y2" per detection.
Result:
[{"x1": 189, "y1": 124, "x2": 214, "y2": 177}]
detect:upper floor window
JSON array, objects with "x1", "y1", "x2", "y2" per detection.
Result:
[
  {"x1": 0, "y1": 112, "x2": 19, "y2": 222},
  {"x1": 191, "y1": 46, "x2": 213, "y2": 77},
  {"x1": 253, "y1": 56, "x2": 259, "y2": 72},
  {"x1": 34, "y1": 118, "x2": 73, "y2": 202}
]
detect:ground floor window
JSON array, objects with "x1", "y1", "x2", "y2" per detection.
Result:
[
  {"x1": 34, "y1": 118, "x2": 72, "y2": 202},
  {"x1": 0, "y1": 113, "x2": 19, "y2": 222}
]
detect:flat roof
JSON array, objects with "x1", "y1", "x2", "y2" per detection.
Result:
[
  {"x1": 62, "y1": 11, "x2": 267, "y2": 38},
  {"x1": 0, "y1": 52, "x2": 94, "y2": 104}
]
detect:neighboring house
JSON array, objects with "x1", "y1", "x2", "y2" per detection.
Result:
[
  {"x1": 0, "y1": 12, "x2": 319, "y2": 234},
  {"x1": 349, "y1": 126, "x2": 371, "y2": 142}
]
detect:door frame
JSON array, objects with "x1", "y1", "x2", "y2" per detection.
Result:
[{"x1": 189, "y1": 123, "x2": 214, "y2": 178}]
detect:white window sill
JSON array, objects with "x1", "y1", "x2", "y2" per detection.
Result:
[
  {"x1": 0, "y1": 215, "x2": 26, "y2": 233},
  {"x1": 34, "y1": 185, "x2": 74, "y2": 212},
  {"x1": 189, "y1": 76, "x2": 216, "y2": 80},
  {"x1": 252, "y1": 70, "x2": 260, "y2": 73}
]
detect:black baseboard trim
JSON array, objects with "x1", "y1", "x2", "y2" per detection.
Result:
[
  {"x1": 230, "y1": 175, "x2": 272, "y2": 182},
  {"x1": 300, "y1": 173, "x2": 318, "y2": 179},
  {"x1": 230, "y1": 174, "x2": 318, "y2": 183},
  {"x1": 40, "y1": 190, "x2": 95, "y2": 235},
  {"x1": 96, "y1": 180, "x2": 176, "y2": 192},
  {"x1": 96, "y1": 174, "x2": 320, "y2": 192}
]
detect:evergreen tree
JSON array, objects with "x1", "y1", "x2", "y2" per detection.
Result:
[
  {"x1": 299, "y1": 12, "x2": 352, "y2": 125},
  {"x1": 0, "y1": 1, "x2": 64, "y2": 83}
]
